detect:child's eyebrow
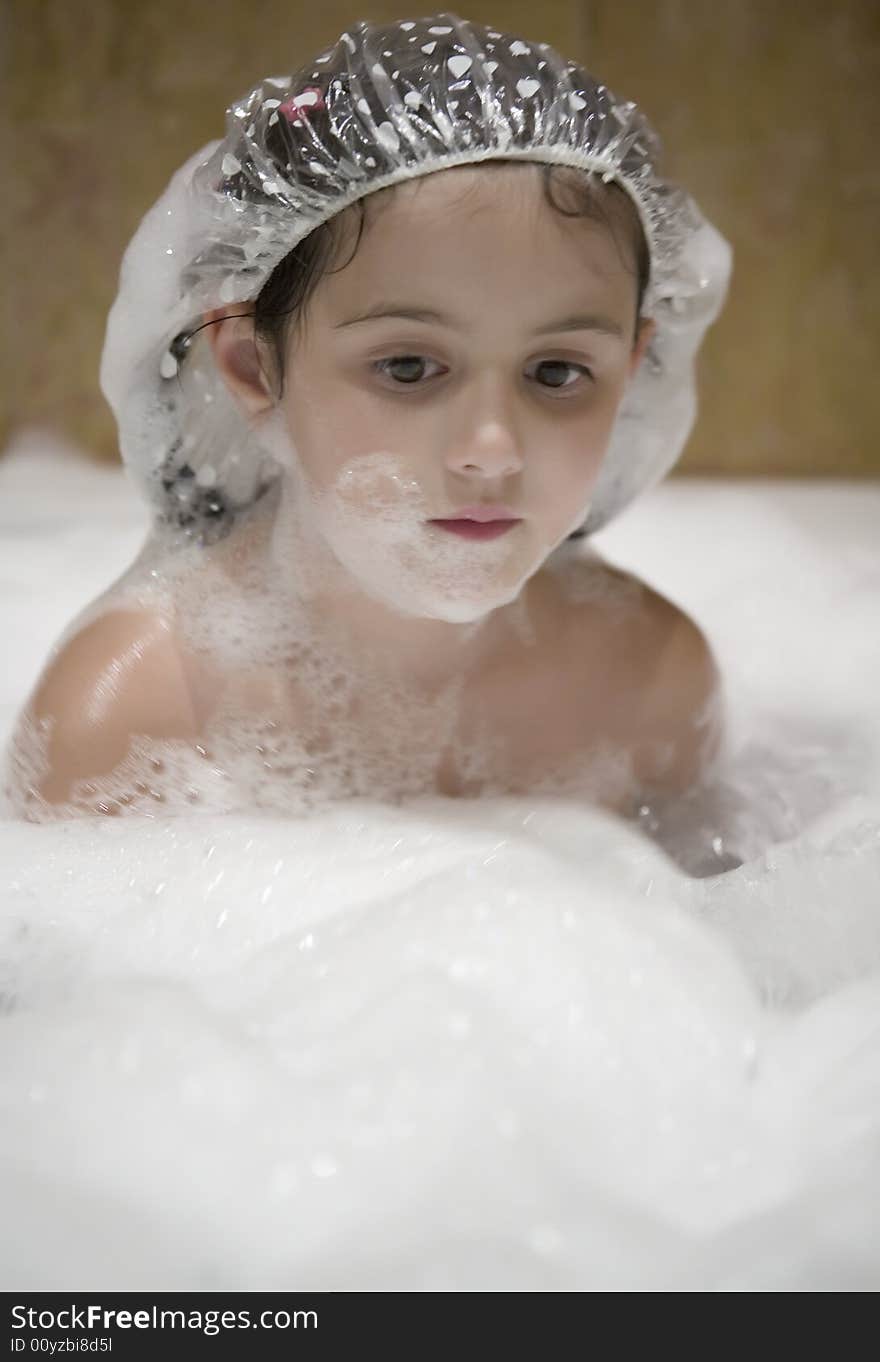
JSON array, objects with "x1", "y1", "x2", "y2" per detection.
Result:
[{"x1": 334, "y1": 303, "x2": 625, "y2": 338}]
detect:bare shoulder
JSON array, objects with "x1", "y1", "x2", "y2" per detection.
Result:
[
  {"x1": 5, "y1": 608, "x2": 199, "y2": 812},
  {"x1": 626, "y1": 581, "x2": 725, "y2": 795},
  {"x1": 550, "y1": 554, "x2": 724, "y2": 796}
]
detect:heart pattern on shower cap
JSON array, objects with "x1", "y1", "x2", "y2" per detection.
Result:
[{"x1": 196, "y1": 10, "x2": 687, "y2": 319}]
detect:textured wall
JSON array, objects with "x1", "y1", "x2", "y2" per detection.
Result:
[{"x1": 2, "y1": 0, "x2": 878, "y2": 474}]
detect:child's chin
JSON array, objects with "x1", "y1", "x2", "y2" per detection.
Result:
[
  {"x1": 424, "y1": 602, "x2": 494, "y2": 624},
  {"x1": 417, "y1": 585, "x2": 524, "y2": 625}
]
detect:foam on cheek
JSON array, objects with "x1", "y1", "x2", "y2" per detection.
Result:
[{"x1": 291, "y1": 450, "x2": 544, "y2": 623}]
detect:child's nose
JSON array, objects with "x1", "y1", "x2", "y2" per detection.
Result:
[
  {"x1": 446, "y1": 438, "x2": 523, "y2": 478},
  {"x1": 444, "y1": 379, "x2": 526, "y2": 478}
]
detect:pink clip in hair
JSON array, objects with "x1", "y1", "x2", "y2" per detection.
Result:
[{"x1": 279, "y1": 87, "x2": 327, "y2": 126}]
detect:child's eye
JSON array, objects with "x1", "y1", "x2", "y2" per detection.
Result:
[
  {"x1": 371, "y1": 356, "x2": 594, "y2": 390},
  {"x1": 373, "y1": 355, "x2": 442, "y2": 385},
  {"x1": 531, "y1": 359, "x2": 594, "y2": 390}
]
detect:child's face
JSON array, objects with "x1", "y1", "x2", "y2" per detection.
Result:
[{"x1": 220, "y1": 165, "x2": 654, "y2": 622}]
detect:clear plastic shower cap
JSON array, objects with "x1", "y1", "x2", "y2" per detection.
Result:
[{"x1": 100, "y1": 10, "x2": 732, "y2": 542}]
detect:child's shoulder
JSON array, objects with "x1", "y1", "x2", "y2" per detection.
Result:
[
  {"x1": 541, "y1": 551, "x2": 724, "y2": 795},
  {"x1": 541, "y1": 546, "x2": 697, "y2": 642},
  {"x1": 7, "y1": 606, "x2": 200, "y2": 811}
]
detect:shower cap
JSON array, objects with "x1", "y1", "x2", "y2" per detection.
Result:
[{"x1": 100, "y1": 10, "x2": 732, "y2": 542}]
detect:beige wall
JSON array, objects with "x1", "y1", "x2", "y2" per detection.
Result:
[{"x1": 3, "y1": 0, "x2": 878, "y2": 475}]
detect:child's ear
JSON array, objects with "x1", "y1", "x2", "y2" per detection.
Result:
[
  {"x1": 203, "y1": 307, "x2": 275, "y2": 417},
  {"x1": 628, "y1": 316, "x2": 657, "y2": 379}
]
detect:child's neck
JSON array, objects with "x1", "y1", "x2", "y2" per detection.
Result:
[
  {"x1": 297, "y1": 576, "x2": 517, "y2": 692},
  {"x1": 209, "y1": 494, "x2": 528, "y2": 692}
]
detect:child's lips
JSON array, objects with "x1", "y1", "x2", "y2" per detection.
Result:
[{"x1": 426, "y1": 519, "x2": 521, "y2": 541}]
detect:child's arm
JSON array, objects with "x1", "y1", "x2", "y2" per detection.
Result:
[{"x1": 4, "y1": 609, "x2": 199, "y2": 817}]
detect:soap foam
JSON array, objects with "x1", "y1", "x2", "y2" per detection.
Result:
[{"x1": 2, "y1": 438, "x2": 880, "y2": 1289}]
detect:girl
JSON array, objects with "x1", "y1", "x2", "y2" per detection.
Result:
[{"x1": 2, "y1": 11, "x2": 732, "y2": 831}]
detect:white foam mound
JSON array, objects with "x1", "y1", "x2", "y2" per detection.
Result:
[
  {"x1": 1, "y1": 434, "x2": 879, "y2": 1290},
  {"x1": 1, "y1": 794, "x2": 879, "y2": 1291}
]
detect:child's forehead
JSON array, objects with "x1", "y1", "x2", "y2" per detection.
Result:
[
  {"x1": 324, "y1": 168, "x2": 634, "y2": 288},
  {"x1": 342, "y1": 163, "x2": 623, "y2": 252},
  {"x1": 310, "y1": 235, "x2": 634, "y2": 343}
]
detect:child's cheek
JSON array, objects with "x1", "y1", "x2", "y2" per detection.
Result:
[{"x1": 283, "y1": 377, "x2": 389, "y2": 483}]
